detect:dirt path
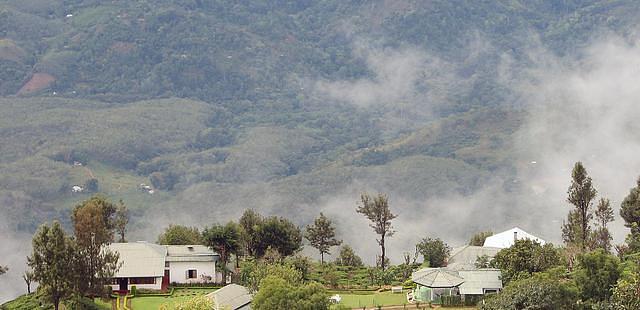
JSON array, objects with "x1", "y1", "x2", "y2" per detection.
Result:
[{"x1": 84, "y1": 166, "x2": 95, "y2": 179}]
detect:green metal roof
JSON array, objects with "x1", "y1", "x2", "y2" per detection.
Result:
[
  {"x1": 207, "y1": 284, "x2": 252, "y2": 310},
  {"x1": 447, "y1": 245, "x2": 501, "y2": 270},
  {"x1": 458, "y1": 269, "x2": 503, "y2": 295},
  {"x1": 109, "y1": 242, "x2": 166, "y2": 278},
  {"x1": 412, "y1": 268, "x2": 465, "y2": 288}
]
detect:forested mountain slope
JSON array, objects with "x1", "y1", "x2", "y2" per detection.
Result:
[{"x1": 1, "y1": 0, "x2": 639, "y2": 240}]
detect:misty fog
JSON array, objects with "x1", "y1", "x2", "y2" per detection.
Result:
[{"x1": 3, "y1": 32, "x2": 640, "y2": 303}]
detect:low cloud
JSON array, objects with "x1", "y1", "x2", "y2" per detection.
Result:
[{"x1": 511, "y1": 36, "x2": 640, "y2": 243}]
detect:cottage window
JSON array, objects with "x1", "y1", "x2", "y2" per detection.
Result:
[
  {"x1": 165, "y1": 261, "x2": 170, "y2": 268},
  {"x1": 187, "y1": 269, "x2": 197, "y2": 279},
  {"x1": 130, "y1": 277, "x2": 156, "y2": 285}
]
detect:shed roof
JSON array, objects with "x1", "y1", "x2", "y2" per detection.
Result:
[
  {"x1": 109, "y1": 242, "x2": 166, "y2": 278},
  {"x1": 412, "y1": 268, "x2": 465, "y2": 288},
  {"x1": 207, "y1": 284, "x2": 252, "y2": 310},
  {"x1": 447, "y1": 246, "x2": 501, "y2": 270},
  {"x1": 458, "y1": 269, "x2": 503, "y2": 295},
  {"x1": 483, "y1": 227, "x2": 545, "y2": 248}
]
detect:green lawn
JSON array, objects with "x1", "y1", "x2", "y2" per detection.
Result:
[
  {"x1": 130, "y1": 288, "x2": 216, "y2": 309},
  {"x1": 332, "y1": 292, "x2": 409, "y2": 308}
]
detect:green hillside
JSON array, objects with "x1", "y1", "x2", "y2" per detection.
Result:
[{"x1": 1, "y1": 0, "x2": 639, "y2": 234}]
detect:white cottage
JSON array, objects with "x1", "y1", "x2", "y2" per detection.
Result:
[
  {"x1": 108, "y1": 242, "x2": 219, "y2": 292},
  {"x1": 109, "y1": 242, "x2": 166, "y2": 291},
  {"x1": 166, "y1": 245, "x2": 218, "y2": 284}
]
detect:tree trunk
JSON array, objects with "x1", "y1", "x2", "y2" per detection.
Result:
[
  {"x1": 321, "y1": 252, "x2": 324, "y2": 264},
  {"x1": 381, "y1": 236, "x2": 386, "y2": 271},
  {"x1": 581, "y1": 206, "x2": 588, "y2": 251}
]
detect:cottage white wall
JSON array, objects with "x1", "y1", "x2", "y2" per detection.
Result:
[
  {"x1": 168, "y1": 261, "x2": 216, "y2": 284},
  {"x1": 109, "y1": 277, "x2": 163, "y2": 291}
]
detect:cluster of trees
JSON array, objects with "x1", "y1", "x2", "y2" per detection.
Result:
[
  {"x1": 25, "y1": 196, "x2": 129, "y2": 310},
  {"x1": 481, "y1": 162, "x2": 640, "y2": 309},
  {"x1": 161, "y1": 192, "x2": 452, "y2": 309}
]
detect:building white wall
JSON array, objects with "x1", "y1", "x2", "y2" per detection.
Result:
[
  {"x1": 109, "y1": 277, "x2": 163, "y2": 291},
  {"x1": 168, "y1": 261, "x2": 216, "y2": 284}
]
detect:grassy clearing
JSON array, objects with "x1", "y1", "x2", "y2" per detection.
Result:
[
  {"x1": 332, "y1": 291, "x2": 408, "y2": 308},
  {"x1": 129, "y1": 288, "x2": 216, "y2": 310}
]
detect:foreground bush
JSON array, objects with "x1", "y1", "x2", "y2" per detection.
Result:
[
  {"x1": 252, "y1": 276, "x2": 329, "y2": 310},
  {"x1": 480, "y1": 274, "x2": 577, "y2": 310}
]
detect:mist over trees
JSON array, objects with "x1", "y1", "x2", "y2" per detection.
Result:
[{"x1": 5, "y1": 0, "x2": 640, "y2": 306}]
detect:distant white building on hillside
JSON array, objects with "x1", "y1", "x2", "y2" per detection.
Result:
[{"x1": 482, "y1": 227, "x2": 545, "y2": 248}]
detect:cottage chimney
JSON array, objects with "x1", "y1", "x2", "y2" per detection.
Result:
[{"x1": 513, "y1": 231, "x2": 518, "y2": 242}]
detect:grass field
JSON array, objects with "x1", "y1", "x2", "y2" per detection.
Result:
[
  {"x1": 332, "y1": 292, "x2": 409, "y2": 308},
  {"x1": 129, "y1": 288, "x2": 216, "y2": 310}
]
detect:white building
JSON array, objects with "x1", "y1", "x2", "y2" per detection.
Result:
[
  {"x1": 108, "y1": 242, "x2": 219, "y2": 292},
  {"x1": 482, "y1": 227, "x2": 545, "y2": 249},
  {"x1": 109, "y1": 242, "x2": 166, "y2": 291},
  {"x1": 166, "y1": 245, "x2": 217, "y2": 284}
]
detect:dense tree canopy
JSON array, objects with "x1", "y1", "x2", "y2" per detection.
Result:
[
  {"x1": 157, "y1": 225, "x2": 203, "y2": 245},
  {"x1": 612, "y1": 270, "x2": 640, "y2": 309},
  {"x1": 574, "y1": 249, "x2": 621, "y2": 304},
  {"x1": 491, "y1": 239, "x2": 561, "y2": 284},
  {"x1": 252, "y1": 276, "x2": 329, "y2": 310},
  {"x1": 480, "y1": 273, "x2": 577, "y2": 310},
  {"x1": 70, "y1": 196, "x2": 120, "y2": 297},
  {"x1": 335, "y1": 245, "x2": 364, "y2": 267},
  {"x1": 621, "y1": 178, "x2": 640, "y2": 252},
  {"x1": 416, "y1": 237, "x2": 451, "y2": 268},
  {"x1": 563, "y1": 162, "x2": 598, "y2": 251},
  {"x1": 203, "y1": 221, "x2": 241, "y2": 282},
  {"x1": 239, "y1": 209, "x2": 263, "y2": 257},
  {"x1": 305, "y1": 213, "x2": 342, "y2": 264},
  {"x1": 254, "y1": 216, "x2": 303, "y2": 258},
  {"x1": 239, "y1": 260, "x2": 303, "y2": 293},
  {"x1": 71, "y1": 195, "x2": 117, "y2": 246},
  {"x1": 27, "y1": 221, "x2": 75, "y2": 310}
]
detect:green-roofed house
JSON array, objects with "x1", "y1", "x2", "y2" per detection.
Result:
[
  {"x1": 411, "y1": 268, "x2": 502, "y2": 303},
  {"x1": 206, "y1": 284, "x2": 252, "y2": 310}
]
